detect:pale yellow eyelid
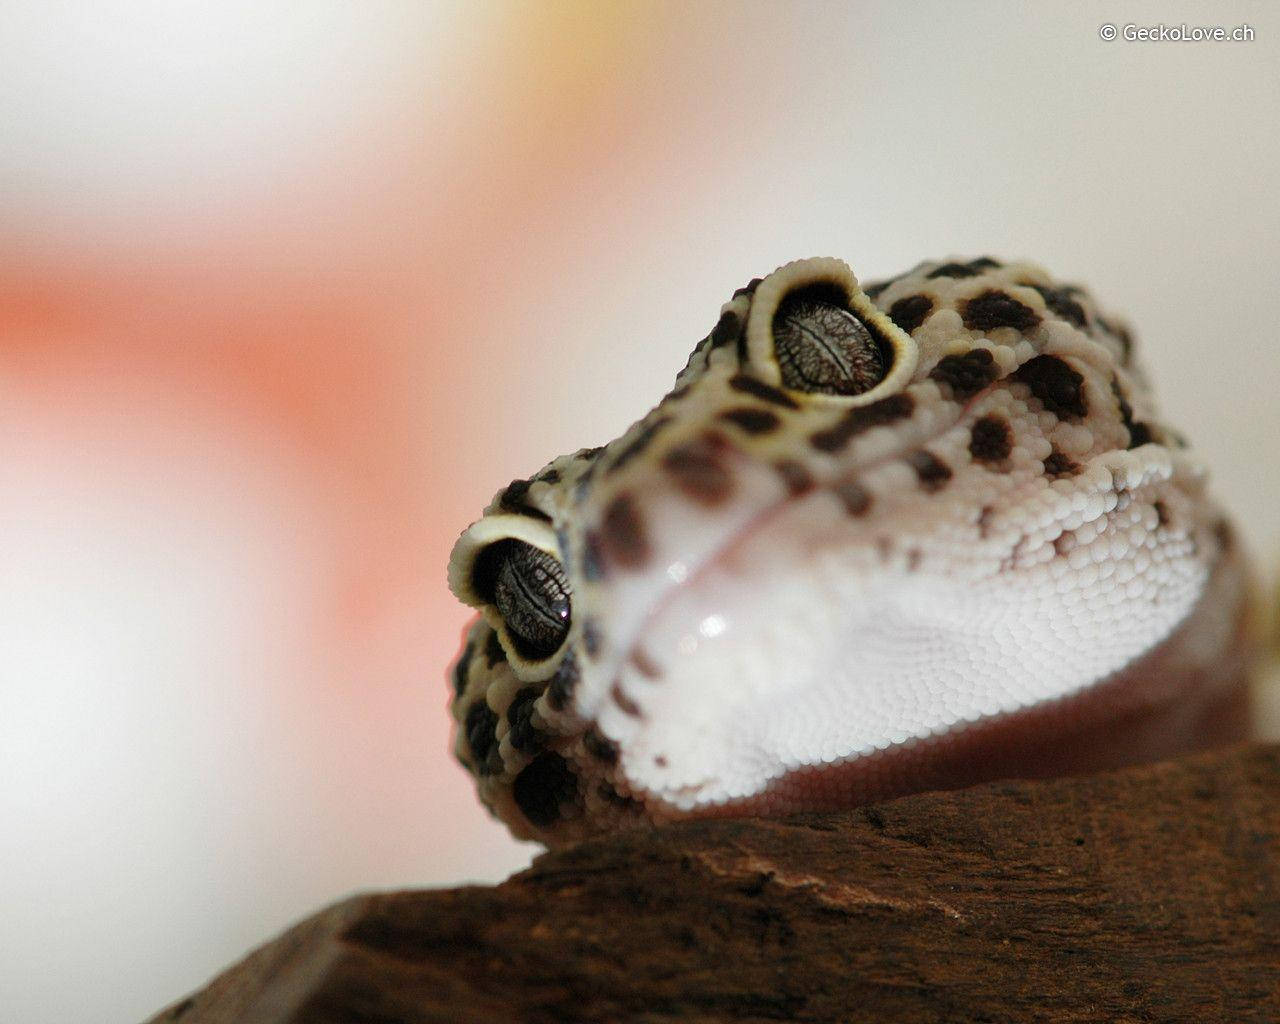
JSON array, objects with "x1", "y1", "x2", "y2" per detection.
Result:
[
  {"x1": 446, "y1": 514, "x2": 561, "y2": 608},
  {"x1": 744, "y1": 256, "x2": 919, "y2": 406}
]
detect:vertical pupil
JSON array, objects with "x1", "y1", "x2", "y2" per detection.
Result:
[
  {"x1": 772, "y1": 291, "x2": 887, "y2": 395},
  {"x1": 480, "y1": 539, "x2": 571, "y2": 659}
]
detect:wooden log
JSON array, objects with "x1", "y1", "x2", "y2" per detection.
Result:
[{"x1": 149, "y1": 744, "x2": 1280, "y2": 1023}]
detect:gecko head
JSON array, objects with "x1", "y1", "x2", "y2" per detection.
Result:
[{"x1": 446, "y1": 256, "x2": 1219, "y2": 845}]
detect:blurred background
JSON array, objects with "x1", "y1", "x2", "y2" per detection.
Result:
[{"x1": 2, "y1": 2, "x2": 1277, "y2": 1020}]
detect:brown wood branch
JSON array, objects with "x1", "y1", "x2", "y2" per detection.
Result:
[{"x1": 149, "y1": 744, "x2": 1280, "y2": 1023}]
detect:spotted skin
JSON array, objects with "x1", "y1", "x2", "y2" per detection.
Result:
[{"x1": 446, "y1": 257, "x2": 1257, "y2": 846}]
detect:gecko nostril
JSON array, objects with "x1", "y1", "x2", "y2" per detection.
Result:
[{"x1": 472, "y1": 539, "x2": 572, "y2": 661}]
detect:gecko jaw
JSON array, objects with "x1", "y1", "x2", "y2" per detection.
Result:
[{"x1": 594, "y1": 450, "x2": 1210, "y2": 817}]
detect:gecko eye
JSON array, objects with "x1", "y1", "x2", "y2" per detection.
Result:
[
  {"x1": 772, "y1": 285, "x2": 890, "y2": 396},
  {"x1": 473, "y1": 539, "x2": 571, "y2": 660}
]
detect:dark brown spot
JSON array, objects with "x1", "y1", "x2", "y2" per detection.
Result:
[
  {"x1": 1014, "y1": 355, "x2": 1088, "y2": 418},
  {"x1": 967, "y1": 257, "x2": 1002, "y2": 271},
  {"x1": 611, "y1": 681, "x2": 642, "y2": 718},
  {"x1": 810, "y1": 392, "x2": 915, "y2": 452},
  {"x1": 606, "y1": 415, "x2": 672, "y2": 476},
  {"x1": 583, "y1": 728, "x2": 619, "y2": 765},
  {"x1": 928, "y1": 262, "x2": 981, "y2": 279},
  {"x1": 907, "y1": 450, "x2": 952, "y2": 491},
  {"x1": 775, "y1": 459, "x2": 815, "y2": 496},
  {"x1": 546, "y1": 650, "x2": 579, "y2": 711},
  {"x1": 1053, "y1": 532, "x2": 1075, "y2": 557},
  {"x1": 1028, "y1": 284, "x2": 1088, "y2": 329},
  {"x1": 977, "y1": 505, "x2": 995, "y2": 538},
  {"x1": 600, "y1": 493, "x2": 650, "y2": 569},
  {"x1": 834, "y1": 480, "x2": 872, "y2": 517},
  {"x1": 506, "y1": 687, "x2": 544, "y2": 756},
  {"x1": 512, "y1": 752, "x2": 578, "y2": 828},
  {"x1": 1116, "y1": 325, "x2": 1135, "y2": 363},
  {"x1": 708, "y1": 310, "x2": 743, "y2": 349},
  {"x1": 888, "y1": 294, "x2": 934, "y2": 335},
  {"x1": 582, "y1": 618, "x2": 602, "y2": 658},
  {"x1": 1112, "y1": 375, "x2": 1157, "y2": 449},
  {"x1": 733, "y1": 277, "x2": 763, "y2": 299},
  {"x1": 906, "y1": 548, "x2": 922, "y2": 572},
  {"x1": 1127, "y1": 422, "x2": 1155, "y2": 448},
  {"x1": 962, "y1": 289, "x2": 1041, "y2": 333},
  {"x1": 654, "y1": 755, "x2": 669, "y2": 768},
  {"x1": 1112, "y1": 375, "x2": 1134, "y2": 425},
  {"x1": 485, "y1": 630, "x2": 507, "y2": 665},
  {"x1": 930, "y1": 348, "x2": 1000, "y2": 398},
  {"x1": 969, "y1": 414, "x2": 1013, "y2": 464},
  {"x1": 1214, "y1": 518, "x2": 1234, "y2": 553},
  {"x1": 1042, "y1": 450, "x2": 1081, "y2": 479},
  {"x1": 630, "y1": 649, "x2": 662, "y2": 679},
  {"x1": 452, "y1": 641, "x2": 474, "y2": 698},
  {"x1": 465, "y1": 700, "x2": 499, "y2": 774},
  {"x1": 497, "y1": 478, "x2": 551, "y2": 522},
  {"x1": 1153, "y1": 501, "x2": 1170, "y2": 528},
  {"x1": 718, "y1": 406, "x2": 781, "y2": 434},
  {"x1": 729, "y1": 373, "x2": 800, "y2": 409},
  {"x1": 498, "y1": 477, "x2": 531, "y2": 506},
  {"x1": 663, "y1": 433, "x2": 734, "y2": 507},
  {"x1": 536, "y1": 467, "x2": 561, "y2": 484}
]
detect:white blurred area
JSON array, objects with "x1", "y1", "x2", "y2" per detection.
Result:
[
  {"x1": 2, "y1": 3, "x2": 1278, "y2": 1022},
  {"x1": 1, "y1": 1, "x2": 466, "y2": 262}
]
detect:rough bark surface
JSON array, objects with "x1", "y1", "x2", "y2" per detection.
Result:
[{"x1": 150, "y1": 745, "x2": 1280, "y2": 1024}]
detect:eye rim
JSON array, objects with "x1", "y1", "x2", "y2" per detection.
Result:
[
  {"x1": 447, "y1": 514, "x2": 572, "y2": 679},
  {"x1": 743, "y1": 257, "x2": 918, "y2": 406}
]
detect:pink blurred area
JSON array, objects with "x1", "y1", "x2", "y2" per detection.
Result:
[{"x1": 0, "y1": 3, "x2": 762, "y2": 1019}]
